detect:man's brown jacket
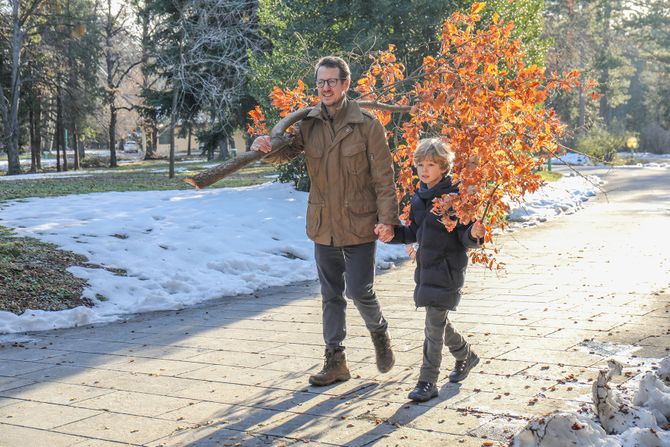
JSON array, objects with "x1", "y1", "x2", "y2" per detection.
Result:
[{"x1": 266, "y1": 98, "x2": 400, "y2": 246}]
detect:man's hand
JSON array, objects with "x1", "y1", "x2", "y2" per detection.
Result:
[
  {"x1": 374, "y1": 223, "x2": 394, "y2": 243},
  {"x1": 470, "y1": 220, "x2": 486, "y2": 239},
  {"x1": 250, "y1": 135, "x2": 272, "y2": 153}
]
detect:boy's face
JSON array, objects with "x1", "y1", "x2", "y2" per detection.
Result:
[{"x1": 416, "y1": 158, "x2": 449, "y2": 188}]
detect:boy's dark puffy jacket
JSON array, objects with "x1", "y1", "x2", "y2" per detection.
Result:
[{"x1": 390, "y1": 176, "x2": 483, "y2": 310}]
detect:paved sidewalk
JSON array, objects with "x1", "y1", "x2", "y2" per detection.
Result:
[{"x1": 0, "y1": 167, "x2": 668, "y2": 447}]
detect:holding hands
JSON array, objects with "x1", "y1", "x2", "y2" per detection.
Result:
[{"x1": 374, "y1": 223, "x2": 394, "y2": 243}]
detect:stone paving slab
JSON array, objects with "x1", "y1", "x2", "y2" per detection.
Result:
[
  {"x1": 0, "y1": 400, "x2": 102, "y2": 430},
  {"x1": 0, "y1": 166, "x2": 669, "y2": 446},
  {"x1": 0, "y1": 424, "x2": 88, "y2": 447}
]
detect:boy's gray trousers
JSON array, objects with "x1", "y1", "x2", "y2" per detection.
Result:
[
  {"x1": 420, "y1": 305, "x2": 469, "y2": 383},
  {"x1": 314, "y1": 242, "x2": 388, "y2": 350}
]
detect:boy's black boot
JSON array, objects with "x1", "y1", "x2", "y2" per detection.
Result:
[
  {"x1": 370, "y1": 330, "x2": 395, "y2": 373},
  {"x1": 309, "y1": 348, "x2": 351, "y2": 386},
  {"x1": 449, "y1": 350, "x2": 480, "y2": 383},
  {"x1": 408, "y1": 381, "x2": 438, "y2": 402}
]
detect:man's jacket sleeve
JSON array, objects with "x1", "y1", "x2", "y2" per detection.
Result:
[{"x1": 367, "y1": 119, "x2": 401, "y2": 226}]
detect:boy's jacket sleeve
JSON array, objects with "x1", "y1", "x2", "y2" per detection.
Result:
[
  {"x1": 389, "y1": 210, "x2": 417, "y2": 245},
  {"x1": 457, "y1": 222, "x2": 484, "y2": 249}
]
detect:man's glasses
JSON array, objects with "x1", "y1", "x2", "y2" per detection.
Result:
[{"x1": 316, "y1": 78, "x2": 345, "y2": 88}]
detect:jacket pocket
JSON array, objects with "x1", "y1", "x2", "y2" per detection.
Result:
[
  {"x1": 304, "y1": 145, "x2": 323, "y2": 179},
  {"x1": 442, "y1": 259, "x2": 466, "y2": 290},
  {"x1": 440, "y1": 259, "x2": 455, "y2": 283},
  {"x1": 306, "y1": 201, "x2": 323, "y2": 239},
  {"x1": 347, "y1": 207, "x2": 377, "y2": 239},
  {"x1": 342, "y1": 142, "x2": 369, "y2": 174}
]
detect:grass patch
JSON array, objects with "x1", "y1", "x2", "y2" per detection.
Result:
[
  {"x1": 0, "y1": 226, "x2": 94, "y2": 315},
  {"x1": 538, "y1": 170, "x2": 562, "y2": 182},
  {"x1": 0, "y1": 160, "x2": 277, "y2": 202},
  {"x1": 0, "y1": 157, "x2": 277, "y2": 316}
]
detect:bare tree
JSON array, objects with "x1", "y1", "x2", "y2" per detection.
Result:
[
  {"x1": 149, "y1": 0, "x2": 261, "y2": 177},
  {"x1": 0, "y1": 0, "x2": 46, "y2": 175},
  {"x1": 101, "y1": 0, "x2": 142, "y2": 168}
]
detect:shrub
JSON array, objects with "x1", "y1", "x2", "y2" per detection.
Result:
[
  {"x1": 276, "y1": 153, "x2": 310, "y2": 192},
  {"x1": 640, "y1": 123, "x2": 670, "y2": 154},
  {"x1": 576, "y1": 127, "x2": 626, "y2": 163}
]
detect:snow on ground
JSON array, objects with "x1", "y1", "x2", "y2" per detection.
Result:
[
  {"x1": 617, "y1": 151, "x2": 670, "y2": 170},
  {"x1": 550, "y1": 151, "x2": 670, "y2": 169},
  {"x1": 551, "y1": 152, "x2": 592, "y2": 166},
  {"x1": 0, "y1": 173, "x2": 602, "y2": 334},
  {"x1": 505, "y1": 173, "x2": 602, "y2": 227},
  {"x1": 514, "y1": 358, "x2": 670, "y2": 447},
  {"x1": 0, "y1": 150, "x2": 144, "y2": 174}
]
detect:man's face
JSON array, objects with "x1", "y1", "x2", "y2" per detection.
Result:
[{"x1": 316, "y1": 66, "x2": 349, "y2": 109}]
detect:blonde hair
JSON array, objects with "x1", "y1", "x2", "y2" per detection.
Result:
[{"x1": 414, "y1": 138, "x2": 454, "y2": 172}]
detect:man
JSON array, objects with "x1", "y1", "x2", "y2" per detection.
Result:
[{"x1": 251, "y1": 56, "x2": 400, "y2": 386}]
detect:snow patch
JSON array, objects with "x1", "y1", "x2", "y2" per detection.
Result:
[{"x1": 513, "y1": 358, "x2": 670, "y2": 447}]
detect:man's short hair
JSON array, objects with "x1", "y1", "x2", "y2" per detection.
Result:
[
  {"x1": 314, "y1": 56, "x2": 351, "y2": 81},
  {"x1": 414, "y1": 138, "x2": 454, "y2": 171}
]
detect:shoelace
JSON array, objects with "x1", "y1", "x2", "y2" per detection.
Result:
[
  {"x1": 417, "y1": 381, "x2": 432, "y2": 392},
  {"x1": 454, "y1": 358, "x2": 469, "y2": 372}
]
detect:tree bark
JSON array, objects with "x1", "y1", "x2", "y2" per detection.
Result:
[
  {"x1": 2, "y1": 0, "x2": 25, "y2": 175},
  {"x1": 29, "y1": 101, "x2": 37, "y2": 172},
  {"x1": 28, "y1": 95, "x2": 42, "y2": 172},
  {"x1": 72, "y1": 121, "x2": 80, "y2": 170},
  {"x1": 61, "y1": 87, "x2": 68, "y2": 172},
  {"x1": 56, "y1": 90, "x2": 62, "y2": 172},
  {"x1": 109, "y1": 101, "x2": 118, "y2": 167},
  {"x1": 169, "y1": 87, "x2": 179, "y2": 178},
  {"x1": 187, "y1": 124, "x2": 192, "y2": 156},
  {"x1": 599, "y1": 1, "x2": 611, "y2": 127},
  {"x1": 218, "y1": 135, "x2": 229, "y2": 160}
]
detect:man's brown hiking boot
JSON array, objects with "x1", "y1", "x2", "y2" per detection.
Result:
[
  {"x1": 371, "y1": 330, "x2": 395, "y2": 373},
  {"x1": 308, "y1": 349, "x2": 351, "y2": 386}
]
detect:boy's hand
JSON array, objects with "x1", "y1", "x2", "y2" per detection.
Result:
[
  {"x1": 374, "y1": 224, "x2": 394, "y2": 243},
  {"x1": 250, "y1": 135, "x2": 272, "y2": 153},
  {"x1": 470, "y1": 220, "x2": 486, "y2": 239}
]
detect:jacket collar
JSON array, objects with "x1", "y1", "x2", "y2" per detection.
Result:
[
  {"x1": 417, "y1": 176, "x2": 457, "y2": 200},
  {"x1": 307, "y1": 98, "x2": 365, "y2": 124}
]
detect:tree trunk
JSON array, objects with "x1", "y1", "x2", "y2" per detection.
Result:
[
  {"x1": 599, "y1": 1, "x2": 611, "y2": 127},
  {"x1": 78, "y1": 128, "x2": 85, "y2": 161},
  {"x1": 28, "y1": 95, "x2": 43, "y2": 172},
  {"x1": 72, "y1": 122, "x2": 79, "y2": 170},
  {"x1": 576, "y1": 3, "x2": 587, "y2": 141},
  {"x1": 169, "y1": 87, "x2": 179, "y2": 178},
  {"x1": 55, "y1": 92, "x2": 62, "y2": 172},
  {"x1": 29, "y1": 102, "x2": 37, "y2": 172},
  {"x1": 218, "y1": 135, "x2": 229, "y2": 160},
  {"x1": 187, "y1": 124, "x2": 192, "y2": 156},
  {"x1": 109, "y1": 103, "x2": 118, "y2": 168},
  {"x1": 35, "y1": 100, "x2": 42, "y2": 170},
  {"x1": 150, "y1": 124, "x2": 157, "y2": 158},
  {"x1": 2, "y1": 0, "x2": 25, "y2": 175},
  {"x1": 61, "y1": 96, "x2": 68, "y2": 172}
]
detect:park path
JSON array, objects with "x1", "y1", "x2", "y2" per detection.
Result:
[{"x1": 0, "y1": 166, "x2": 668, "y2": 447}]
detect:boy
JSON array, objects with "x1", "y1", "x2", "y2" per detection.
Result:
[{"x1": 377, "y1": 138, "x2": 485, "y2": 402}]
